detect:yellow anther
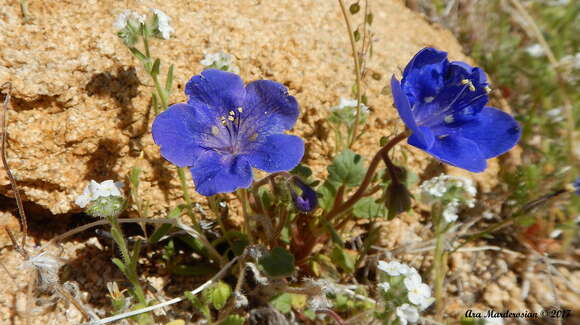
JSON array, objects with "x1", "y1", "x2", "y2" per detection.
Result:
[
  {"x1": 468, "y1": 84, "x2": 476, "y2": 92},
  {"x1": 484, "y1": 86, "x2": 492, "y2": 93},
  {"x1": 461, "y1": 79, "x2": 470, "y2": 85},
  {"x1": 237, "y1": 107, "x2": 243, "y2": 113},
  {"x1": 211, "y1": 126, "x2": 219, "y2": 136},
  {"x1": 249, "y1": 133, "x2": 258, "y2": 141},
  {"x1": 228, "y1": 116, "x2": 235, "y2": 121},
  {"x1": 229, "y1": 110, "x2": 235, "y2": 116}
]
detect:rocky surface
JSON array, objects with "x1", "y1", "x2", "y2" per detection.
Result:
[{"x1": 0, "y1": 0, "x2": 499, "y2": 216}]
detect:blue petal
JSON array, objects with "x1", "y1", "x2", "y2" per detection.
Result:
[
  {"x1": 291, "y1": 177, "x2": 318, "y2": 212},
  {"x1": 391, "y1": 76, "x2": 434, "y2": 148},
  {"x1": 407, "y1": 126, "x2": 435, "y2": 150},
  {"x1": 401, "y1": 47, "x2": 449, "y2": 106},
  {"x1": 449, "y1": 62, "x2": 488, "y2": 85},
  {"x1": 241, "y1": 80, "x2": 300, "y2": 135},
  {"x1": 190, "y1": 151, "x2": 253, "y2": 196},
  {"x1": 185, "y1": 69, "x2": 245, "y2": 115},
  {"x1": 455, "y1": 106, "x2": 521, "y2": 159},
  {"x1": 243, "y1": 134, "x2": 304, "y2": 172},
  {"x1": 152, "y1": 103, "x2": 215, "y2": 167},
  {"x1": 414, "y1": 134, "x2": 487, "y2": 172}
]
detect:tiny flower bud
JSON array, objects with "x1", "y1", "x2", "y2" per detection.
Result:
[
  {"x1": 76, "y1": 180, "x2": 125, "y2": 218},
  {"x1": 86, "y1": 195, "x2": 125, "y2": 219},
  {"x1": 289, "y1": 177, "x2": 318, "y2": 212}
]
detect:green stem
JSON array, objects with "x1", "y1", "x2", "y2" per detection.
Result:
[
  {"x1": 238, "y1": 188, "x2": 254, "y2": 243},
  {"x1": 177, "y1": 167, "x2": 226, "y2": 266},
  {"x1": 432, "y1": 206, "x2": 446, "y2": 318},
  {"x1": 107, "y1": 216, "x2": 147, "y2": 304},
  {"x1": 337, "y1": 0, "x2": 363, "y2": 148}
]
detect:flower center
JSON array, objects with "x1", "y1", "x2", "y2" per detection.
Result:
[
  {"x1": 415, "y1": 78, "x2": 491, "y2": 128},
  {"x1": 206, "y1": 107, "x2": 258, "y2": 155}
]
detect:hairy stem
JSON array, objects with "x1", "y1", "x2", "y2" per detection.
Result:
[{"x1": 337, "y1": 0, "x2": 363, "y2": 148}]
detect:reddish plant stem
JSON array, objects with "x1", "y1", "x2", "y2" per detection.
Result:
[{"x1": 326, "y1": 132, "x2": 408, "y2": 222}]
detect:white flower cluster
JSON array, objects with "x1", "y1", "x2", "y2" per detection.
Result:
[
  {"x1": 377, "y1": 260, "x2": 434, "y2": 325},
  {"x1": 150, "y1": 8, "x2": 173, "y2": 39},
  {"x1": 75, "y1": 180, "x2": 124, "y2": 208},
  {"x1": 114, "y1": 9, "x2": 145, "y2": 30},
  {"x1": 558, "y1": 52, "x2": 580, "y2": 84},
  {"x1": 200, "y1": 51, "x2": 240, "y2": 73},
  {"x1": 114, "y1": 8, "x2": 173, "y2": 40},
  {"x1": 420, "y1": 174, "x2": 476, "y2": 223},
  {"x1": 331, "y1": 97, "x2": 369, "y2": 115}
]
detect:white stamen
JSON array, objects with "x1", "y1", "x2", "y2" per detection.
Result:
[{"x1": 444, "y1": 115, "x2": 454, "y2": 124}]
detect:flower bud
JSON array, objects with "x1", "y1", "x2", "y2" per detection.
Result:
[
  {"x1": 86, "y1": 195, "x2": 125, "y2": 219},
  {"x1": 289, "y1": 177, "x2": 318, "y2": 212}
]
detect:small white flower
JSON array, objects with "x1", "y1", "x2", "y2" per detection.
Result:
[
  {"x1": 442, "y1": 198, "x2": 460, "y2": 223},
  {"x1": 378, "y1": 282, "x2": 390, "y2": 292},
  {"x1": 482, "y1": 211, "x2": 495, "y2": 220},
  {"x1": 150, "y1": 8, "x2": 173, "y2": 39},
  {"x1": 550, "y1": 229, "x2": 563, "y2": 238},
  {"x1": 404, "y1": 275, "x2": 432, "y2": 309},
  {"x1": 396, "y1": 303, "x2": 420, "y2": 325},
  {"x1": 75, "y1": 180, "x2": 124, "y2": 208},
  {"x1": 114, "y1": 10, "x2": 145, "y2": 30},
  {"x1": 525, "y1": 44, "x2": 545, "y2": 58},
  {"x1": 200, "y1": 51, "x2": 240, "y2": 73},
  {"x1": 332, "y1": 97, "x2": 369, "y2": 115},
  {"x1": 378, "y1": 261, "x2": 410, "y2": 276}
]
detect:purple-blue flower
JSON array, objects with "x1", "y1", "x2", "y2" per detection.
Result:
[
  {"x1": 391, "y1": 48, "x2": 521, "y2": 172},
  {"x1": 572, "y1": 177, "x2": 580, "y2": 196},
  {"x1": 289, "y1": 177, "x2": 318, "y2": 212},
  {"x1": 152, "y1": 69, "x2": 305, "y2": 196}
]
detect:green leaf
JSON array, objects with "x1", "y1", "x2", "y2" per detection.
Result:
[
  {"x1": 366, "y1": 12, "x2": 373, "y2": 25},
  {"x1": 218, "y1": 315, "x2": 245, "y2": 325},
  {"x1": 165, "y1": 64, "x2": 174, "y2": 92},
  {"x1": 291, "y1": 164, "x2": 313, "y2": 179},
  {"x1": 318, "y1": 181, "x2": 337, "y2": 211},
  {"x1": 270, "y1": 293, "x2": 293, "y2": 313},
  {"x1": 327, "y1": 149, "x2": 365, "y2": 187},
  {"x1": 259, "y1": 247, "x2": 295, "y2": 278},
  {"x1": 185, "y1": 291, "x2": 210, "y2": 319},
  {"x1": 330, "y1": 245, "x2": 356, "y2": 274},
  {"x1": 129, "y1": 47, "x2": 147, "y2": 61},
  {"x1": 151, "y1": 58, "x2": 161, "y2": 76},
  {"x1": 349, "y1": 2, "x2": 361, "y2": 14},
  {"x1": 322, "y1": 217, "x2": 344, "y2": 247},
  {"x1": 209, "y1": 281, "x2": 232, "y2": 310},
  {"x1": 353, "y1": 197, "x2": 385, "y2": 219},
  {"x1": 149, "y1": 206, "x2": 181, "y2": 244},
  {"x1": 111, "y1": 258, "x2": 128, "y2": 277}
]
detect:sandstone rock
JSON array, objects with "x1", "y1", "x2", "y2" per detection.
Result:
[{"x1": 0, "y1": 0, "x2": 498, "y2": 216}]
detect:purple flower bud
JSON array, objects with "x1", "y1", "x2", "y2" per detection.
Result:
[{"x1": 290, "y1": 177, "x2": 318, "y2": 212}]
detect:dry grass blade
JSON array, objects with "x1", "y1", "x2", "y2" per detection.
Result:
[{"x1": 1, "y1": 82, "x2": 28, "y2": 249}]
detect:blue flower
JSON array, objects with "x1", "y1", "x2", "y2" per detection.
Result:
[
  {"x1": 152, "y1": 69, "x2": 304, "y2": 196},
  {"x1": 572, "y1": 177, "x2": 580, "y2": 196},
  {"x1": 289, "y1": 177, "x2": 318, "y2": 212},
  {"x1": 391, "y1": 48, "x2": 521, "y2": 172}
]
